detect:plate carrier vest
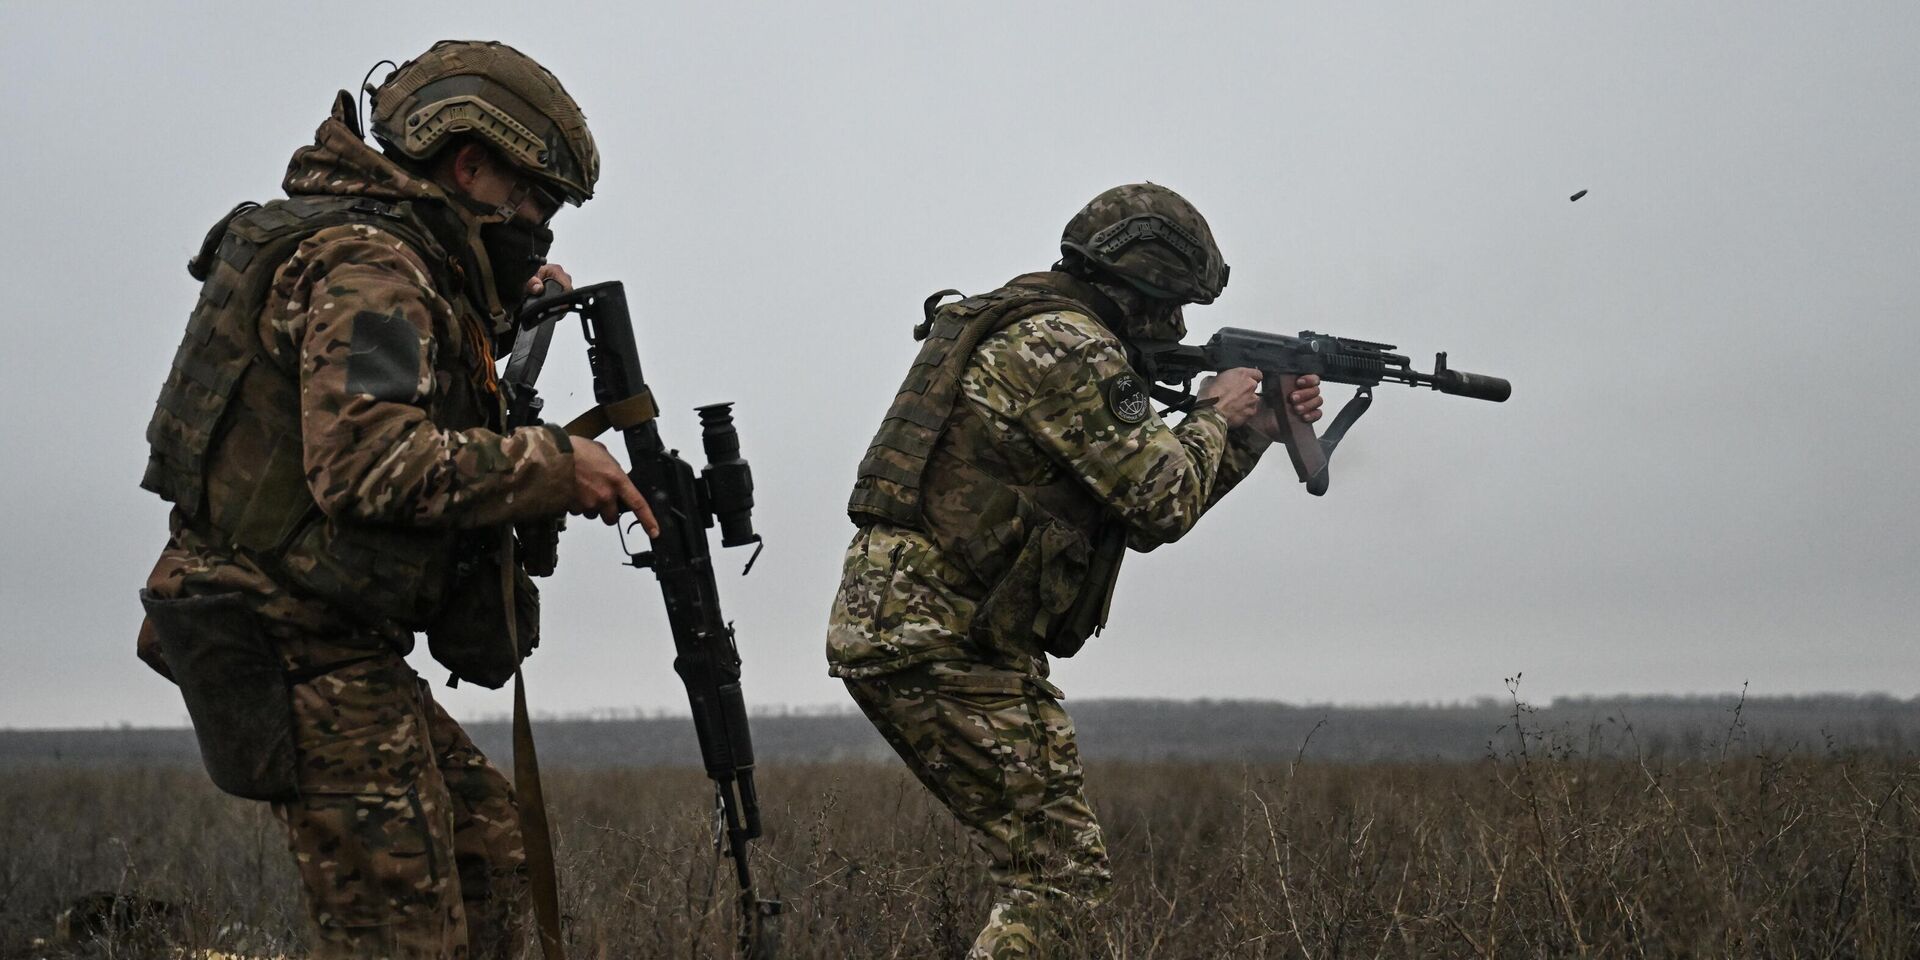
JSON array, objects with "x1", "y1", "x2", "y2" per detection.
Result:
[
  {"x1": 142, "y1": 195, "x2": 495, "y2": 628},
  {"x1": 847, "y1": 271, "x2": 1135, "y2": 657}
]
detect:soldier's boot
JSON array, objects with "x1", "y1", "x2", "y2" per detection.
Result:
[
  {"x1": 454, "y1": 838, "x2": 528, "y2": 960},
  {"x1": 968, "y1": 901, "x2": 1049, "y2": 960},
  {"x1": 458, "y1": 882, "x2": 526, "y2": 960}
]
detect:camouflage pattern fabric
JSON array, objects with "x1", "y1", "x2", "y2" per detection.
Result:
[
  {"x1": 270, "y1": 215, "x2": 571, "y2": 529},
  {"x1": 844, "y1": 661, "x2": 1109, "y2": 960},
  {"x1": 827, "y1": 524, "x2": 982, "y2": 676},
  {"x1": 827, "y1": 308, "x2": 1268, "y2": 679},
  {"x1": 944, "y1": 310, "x2": 1263, "y2": 549},
  {"x1": 277, "y1": 649, "x2": 526, "y2": 959}
]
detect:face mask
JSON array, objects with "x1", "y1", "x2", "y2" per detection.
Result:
[
  {"x1": 1127, "y1": 299, "x2": 1187, "y2": 342},
  {"x1": 479, "y1": 219, "x2": 554, "y2": 309},
  {"x1": 1088, "y1": 275, "x2": 1188, "y2": 342}
]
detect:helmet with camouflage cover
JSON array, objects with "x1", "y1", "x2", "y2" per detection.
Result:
[
  {"x1": 369, "y1": 40, "x2": 599, "y2": 206},
  {"x1": 1060, "y1": 183, "x2": 1228, "y2": 304}
]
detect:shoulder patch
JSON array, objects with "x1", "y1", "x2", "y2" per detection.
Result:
[
  {"x1": 1104, "y1": 372, "x2": 1151, "y2": 424},
  {"x1": 345, "y1": 308, "x2": 422, "y2": 402}
]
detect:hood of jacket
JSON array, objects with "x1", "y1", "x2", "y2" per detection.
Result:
[{"x1": 283, "y1": 93, "x2": 457, "y2": 205}]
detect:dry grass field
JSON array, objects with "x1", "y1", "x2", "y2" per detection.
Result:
[{"x1": 4, "y1": 705, "x2": 1918, "y2": 960}]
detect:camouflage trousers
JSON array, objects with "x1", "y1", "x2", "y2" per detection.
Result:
[
  {"x1": 845, "y1": 660, "x2": 1112, "y2": 959},
  {"x1": 274, "y1": 649, "x2": 527, "y2": 960}
]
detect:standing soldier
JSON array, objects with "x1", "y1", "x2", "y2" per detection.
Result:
[
  {"x1": 136, "y1": 41, "x2": 655, "y2": 959},
  {"x1": 828, "y1": 183, "x2": 1323, "y2": 957}
]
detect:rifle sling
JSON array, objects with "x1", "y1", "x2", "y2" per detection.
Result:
[
  {"x1": 1315, "y1": 386, "x2": 1373, "y2": 463},
  {"x1": 563, "y1": 389, "x2": 659, "y2": 438},
  {"x1": 514, "y1": 669, "x2": 566, "y2": 960},
  {"x1": 1148, "y1": 384, "x2": 1197, "y2": 413},
  {"x1": 502, "y1": 534, "x2": 568, "y2": 960}
]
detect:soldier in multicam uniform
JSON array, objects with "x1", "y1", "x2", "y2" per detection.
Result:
[
  {"x1": 829, "y1": 183, "x2": 1324, "y2": 958},
  {"x1": 136, "y1": 41, "x2": 655, "y2": 959}
]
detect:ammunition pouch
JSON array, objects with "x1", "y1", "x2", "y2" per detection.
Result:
[
  {"x1": 966, "y1": 516, "x2": 1126, "y2": 660},
  {"x1": 1047, "y1": 522, "x2": 1126, "y2": 657},
  {"x1": 278, "y1": 518, "x2": 454, "y2": 627},
  {"x1": 424, "y1": 534, "x2": 539, "y2": 689},
  {"x1": 928, "y1": 432, "x2": 1127, "y2": 661},
  {"x1": 139, "y1": 589, "x2": 297, "y2": 801},
  {"x1": 970, "y1": 517, "x2": 1086, "y2": 659},
  {"x1": 515, "y1": 516, "x2": 564, "y2": 579}
]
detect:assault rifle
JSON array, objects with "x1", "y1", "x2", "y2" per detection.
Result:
[
  {"x1": 1136, "y1": 328, "x2": 1510, "y2": 495},
  {"x1": 508, "y1": 281, "x2": 782, "y2": 958}
]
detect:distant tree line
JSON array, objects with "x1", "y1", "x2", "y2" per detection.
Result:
[{"x1": 5, "y1": 694, "x2": 1914, "y2": 768}]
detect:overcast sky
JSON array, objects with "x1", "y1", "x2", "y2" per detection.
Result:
[{"x1": 2, "y1": 1, "x2": 1915, "y2": 729}]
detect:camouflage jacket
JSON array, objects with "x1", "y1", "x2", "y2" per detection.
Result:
[
  {"x1": 826, "y1": 306, "x2": 1268, "y2": 679},
  {"x1": 144, "y1": 99, "x2": 574, "y2": 661}
]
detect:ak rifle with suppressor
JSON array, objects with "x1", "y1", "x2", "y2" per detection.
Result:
[
  {"x1": 1137, "y1": 328, "x2": 1511, "y2": 495},
  {"x1": 507, "y1": 280, "x2": 782, "y2": 958}
]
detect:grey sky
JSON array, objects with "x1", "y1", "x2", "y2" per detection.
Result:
[{"x1": 2, "y1": 1, "x2": 1915, "y2": 728}]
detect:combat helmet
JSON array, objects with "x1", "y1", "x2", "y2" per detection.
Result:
[
  {"x1": 1060, "y1": 183, "x2": 1228, "y2": 304},
  {"x1": 369, "y1": 40, "x2": 599, "y2": 206}
]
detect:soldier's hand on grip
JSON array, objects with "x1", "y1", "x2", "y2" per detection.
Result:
[
  {"x1": 529, "y1": 263, "x2": 573, "y2": 297},
  {"x1": 568, "y1": 437, "x2": 660, "y2": 536},
  {"x1": 1246, "y1": 373, "x2": 1324, "y2": 444},
  {"x1": 1286, "y1": 374, "x2": 1325, "y2": 420},
  {"x1": 1196, "y1": 367, "x2": 1265, "y2": 428}
]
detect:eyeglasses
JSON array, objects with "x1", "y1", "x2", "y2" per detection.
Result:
[
  {"x1": 527, "y1": 182, "x2": 566, "y2": 225},
  {"x1": 506, "y1": 179, "x2": 565, "y2": 226}
]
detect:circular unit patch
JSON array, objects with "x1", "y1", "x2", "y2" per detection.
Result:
[{"x1": 1106, "y1": 373, "x2": 1151, "y2": 425}]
